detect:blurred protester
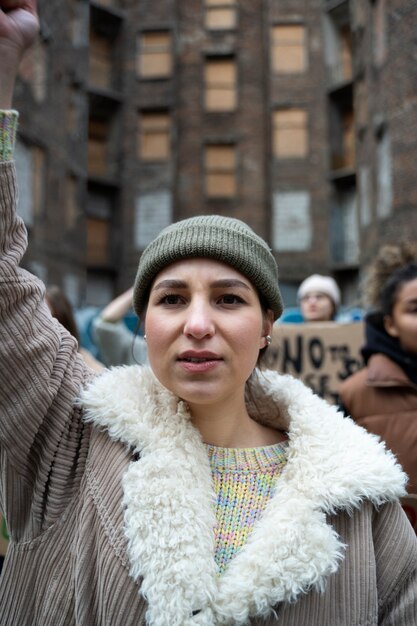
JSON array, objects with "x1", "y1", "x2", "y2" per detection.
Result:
[
  {"x1": 92, "y1": 287, "x2": 148, "y2": 366},
  {"x1": 297, "y1": 274, "x2": 341, "y2": 322},
  {"x1": 340, "y1": 243, "x2": 417, "y2": 493},
  {"x1": 46, "y1": 285, "x2": 104, "y2": 373}
]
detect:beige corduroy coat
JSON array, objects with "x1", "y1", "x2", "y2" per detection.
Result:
[{"x1": 1, "y1": 161, "x2": 417, "y2": 626}]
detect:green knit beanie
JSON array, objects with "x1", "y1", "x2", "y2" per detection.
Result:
[{"x1": 133, "y1": 215, "x2": 284, "y2": 319}]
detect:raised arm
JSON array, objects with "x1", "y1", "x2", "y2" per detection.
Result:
[
  {"x1": 100, "y1": 286, "x2": 134, "y2": 323},
  {"x1": 0, "y1": 0, "x2": 92, "y2": 542}
]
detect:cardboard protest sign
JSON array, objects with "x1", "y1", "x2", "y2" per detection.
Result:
[
  {"x1": 263, "y1": 321, "x2": 365, "y2": 405},
  {"x1": 401, "y1": 495, "x2": 417, "y2": 535}
]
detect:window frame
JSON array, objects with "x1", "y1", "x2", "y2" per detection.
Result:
[
  {"x1": 270, "y1": 23, "x2": 307, "y2": 75},
  {"x1": 204, "y1": 0, "x2": 237, "y2": 31},
  {"x1": 204, "y1": 143, "x2": 238, "y2": 199},
  {"x1": 138, "y1": 110, "x2": 171, "y2": 162},
  {"x1": 204, "y1": 55, "x2": 237, "y2": 112},
  {"x1": 272, "y1": 108, "x2": 309, "y2": 159},
  {"x1": 137, "y1": 30, "x2": 173, "y2": 80}
]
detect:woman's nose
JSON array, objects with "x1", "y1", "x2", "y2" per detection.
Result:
[{"x1": 183, "y1": 300, "x2": 215, "y2": 339}]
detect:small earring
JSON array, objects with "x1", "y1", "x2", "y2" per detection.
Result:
[
  {"x1": 265, "y1": 334, "x2": 272, "y2": 346},
  {"x1": 144, "y1": 334, "x2": 147, "y2": 341}
]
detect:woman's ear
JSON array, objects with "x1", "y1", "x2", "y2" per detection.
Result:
[
  {"x1": 263, "y1": 309, "x2": 274, "y2": 338},
  {"x1": 384, "y1": 314, "x2": 399, "y2": 338}
]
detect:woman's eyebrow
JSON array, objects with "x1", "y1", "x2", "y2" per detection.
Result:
[
  {"x1": 152, "y1": 278, "x2": 252, "y2": 291},
  {"x1": 152, "y1": 279, "x2": 188, "y2": 291},
  {"x1": 210, "y1": 279, "x2": 252, "y2": 290}
]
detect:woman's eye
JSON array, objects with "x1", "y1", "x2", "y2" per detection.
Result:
[
  {"x1": 218, "y1": 294, "x2": 244, "y2": 305},
  {"x1": 158, "y1": 293, "x2": 183, "y2": 305}
]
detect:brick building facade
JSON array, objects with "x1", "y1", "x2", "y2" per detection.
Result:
[{"x1": 12, "y1": 0, "x2": 417, "y2": 309}]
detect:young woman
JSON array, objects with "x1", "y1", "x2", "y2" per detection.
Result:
[
  {"x1": 340, "y1": 257, "x2": 417, "y2": 494},
  {"x1": 0, "y1": 3, "x2": 416, "y2": 625},
  {"x1": 297, "y1": 274, "x2": 340, "y2": 322}
]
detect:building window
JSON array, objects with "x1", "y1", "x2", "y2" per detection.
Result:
[
  {"x1": 137, "y1": 31, "x2": 172, "y2": 79},
  {"x1": 270, "y1": 24, "x2": 307, "y2": 74},
  {"x1": 329, "y1": 104, "x2": 355, "y2": 171},
  {"x1": 204, "y1": 57, "x2": 237, "y2": 111},
  {"x1": 330, "y1": 188, "x2": 359, "y2": 265},
  {"x1": 138, "y1": 111, "x2": 171, "y2": 161},
  {"x1": 323, "y1": 11, "x2": 353, "y2": 85},
  {"x1": 89, "y1": 30, "x2": 113, "y2": 91},
  {"x1": 135, "y1": 191, "x2": 172, "y2": 249},
  {"x1": 205, "y1": 0, "x2": 237, "y2": 31},
  {"x1": 204, "y1": 144, "x2": 237, "y2": 198},
  {"x1": 273, "y1": 109, "x2": 308, "y2": 158},
  {"x1": 86, "y1": 217, "x2": 110, "y2": 266},
  {"x1": 272, "y1": 191, "x2": 312, "y2": 252},
  {"x1": 88, "y1": 118, "x2": 109, "y2": 178},
  {"x1": 86, "y1": 186, "x2": 114, "y2": 267}
]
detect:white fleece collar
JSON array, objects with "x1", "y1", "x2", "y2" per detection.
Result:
[{"x1": 82, "y1": 366, "x2": 406, "y2": 626}]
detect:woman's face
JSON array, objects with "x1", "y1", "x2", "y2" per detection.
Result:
[
  {"x1": 144, "y1": 258, "x2": 273, "y2": 410},
  {"x1": 300, "y1": 292, "x2": 335, "y2": 322},
  {"x1": 384, "y1": 277, "x2": 417, "y2": 355}
]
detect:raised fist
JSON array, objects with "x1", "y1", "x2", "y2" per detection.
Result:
[
  {"x1": 0, "y1": 0, "x2": 39, "y2": 57},
  {"x1": 0, "y1": 1, "x2": 39, "y2": 108}
]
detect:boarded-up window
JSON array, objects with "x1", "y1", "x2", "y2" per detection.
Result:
[
  {"x1": 138, "y1": 31, "x2": 172, "y2": 79},
  {"x1": 205, "y1": 145, "x2": 237, "y2": 198},
  {"x1": 86, "y1": 217, "x2": 110, "y2": 266},
  {"x1": 89, "y1": 31, "x2": 113, "y2": 90},
  {"x1": 340, "y1": 26, "x2": 353, "y2": 81},
  {"x1": 205, "y1": 58, "x2": 237, "y2": 111},
  {"x1": 273, "y1": 109, "x2": 308, "y2": 158},
  {"x1": 138, "y1": 111, "x2": 171, "y2": 161},
  {"x1": 330, "y1": 109, "x2": 355, "y2": 171},
  {"x1": 271, "y1": 25, "x2": 307, "y2": 74},
  {"x1": 205, "y1": 0, "x2": 237, "y2": 30},
  {"x1": 88, "y1": 119, "x2": 108, "y2": 177}
]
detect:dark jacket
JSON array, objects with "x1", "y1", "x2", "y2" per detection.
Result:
[{"x1": 340, "y1": 313, "x2": 417, "y2": 493}]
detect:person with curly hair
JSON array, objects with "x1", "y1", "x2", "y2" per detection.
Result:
[{"x1": 340, "y1": 242, "x2": 417, "y2": 493}]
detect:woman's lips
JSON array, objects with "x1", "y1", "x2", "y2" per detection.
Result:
[{"x1": 177, "y1": 351, "x2": 222, "y2": 373}]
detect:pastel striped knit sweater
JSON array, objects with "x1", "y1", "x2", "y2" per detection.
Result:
[
  {"x1": 206, "y1": 442, "x2": 288, "y2": 574},
  {"x1": 0, "y1": 110, "x2": 18, "y2": 162}
]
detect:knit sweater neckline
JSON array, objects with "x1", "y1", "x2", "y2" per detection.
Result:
[{"x1": 204, "y1": 440, "x2": 289, "y2": 472}]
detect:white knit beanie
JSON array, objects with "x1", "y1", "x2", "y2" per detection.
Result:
[{"x1": 297, "y1": 274, "x2": 341, "y2": 307}]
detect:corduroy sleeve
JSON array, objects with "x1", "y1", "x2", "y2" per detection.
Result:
[
  {"x1": 374, "y1": 502, "x2": 417, "y2": 625},
  {"x1": 0, "y1": 161, "x2": 92, "y2": 542}
]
